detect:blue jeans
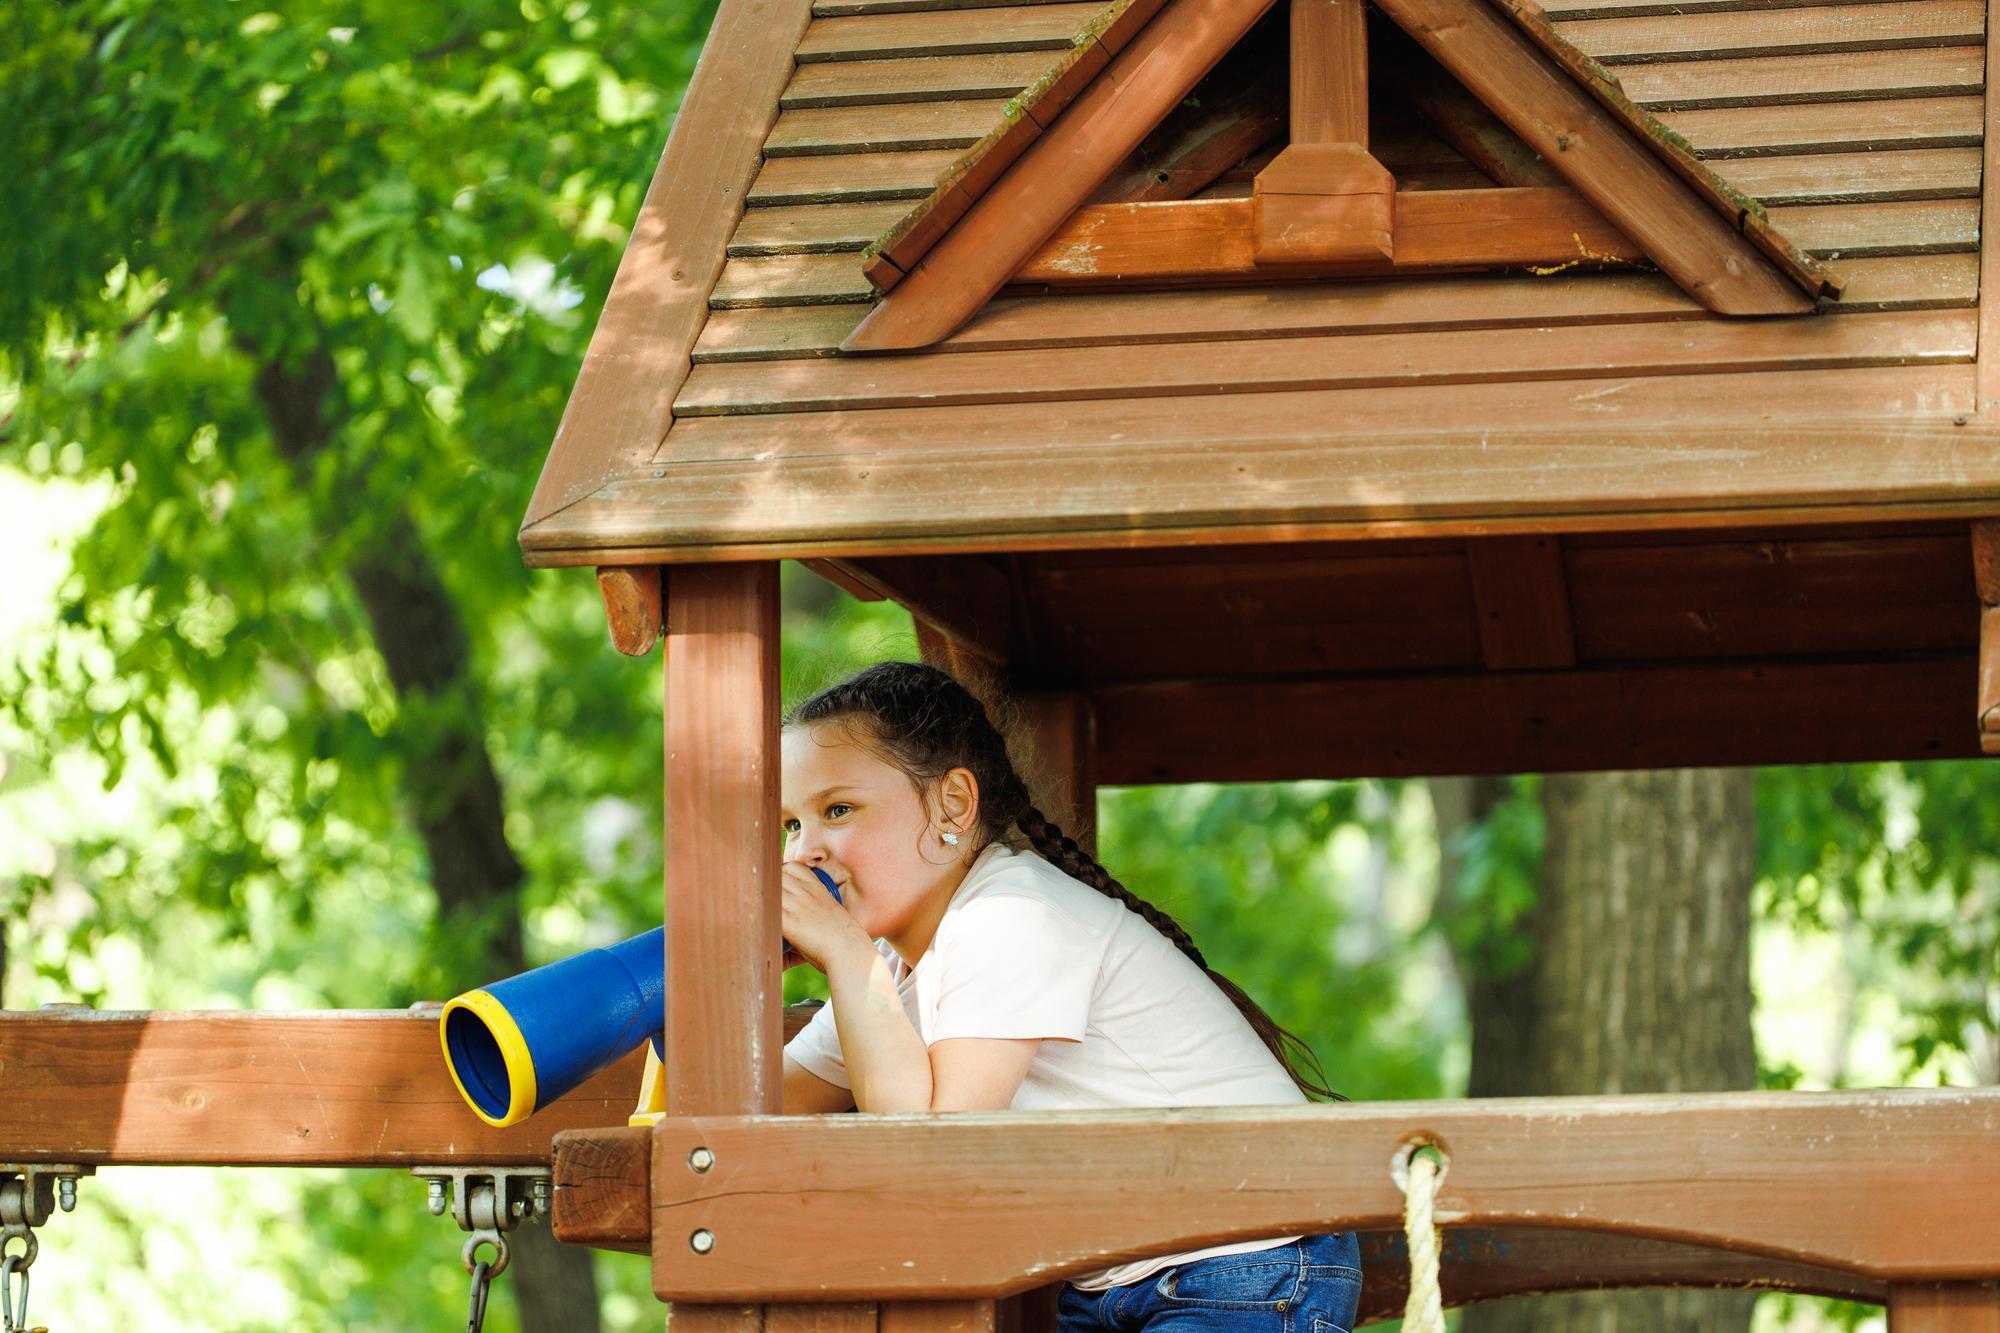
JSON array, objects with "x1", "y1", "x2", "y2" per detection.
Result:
[{"x1": 1056, "y1": 1232, "x2": 1362, "y2": 1333}]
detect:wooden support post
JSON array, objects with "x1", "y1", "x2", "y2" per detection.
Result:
[
  {"x1": 598, "y1": 565, "x2": 664, "y2": 657},
  {"x1": 1253, "y1": 0, "x2": 1394, "y2": 264},
  {"x1": 658, "y1": 562, "x2": 783, "y2": 1330},
  {"x1": 1975, "y1": 520, "x2": 2000, "y2": 754},
  {"x1": 1888, "y1": 1283, "x2": 2000, "y2": 1333},
  {"x1": 1014, "y1": 693, "x2": 1098, "y2": 857}
]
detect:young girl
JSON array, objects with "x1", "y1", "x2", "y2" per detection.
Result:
[{"x1": 778, "y1": 661, "x2": 1362, "y2": 1333}]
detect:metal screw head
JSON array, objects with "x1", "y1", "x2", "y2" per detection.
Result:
[
  {"x1": 690, "y1": 1229, "x2": 716, "y2": 1255},
  {"x1": 687, "y1": 1147, "x2": 715, "y2": 1174},
  {"x1": 427, "y1": 1179, "x2": 448, "y2": 1216},
  {"x1": 58, "y1": 1177, "x2": 78, "y2": 1212}
]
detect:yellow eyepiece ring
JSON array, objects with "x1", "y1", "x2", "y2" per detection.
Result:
[{"x1": 440, "y1": 989, "x2": 538, "y2": 1128}]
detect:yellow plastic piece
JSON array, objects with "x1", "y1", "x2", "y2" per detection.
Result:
[
  {"x1": 440, "y1": 989, "x2": 539, "y2": 1129},
  {"x1": 628, "y1": 1043, "x2": 667, "y2": 1127}
]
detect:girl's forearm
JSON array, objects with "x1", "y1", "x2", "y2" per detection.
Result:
[{"x1": 824, "y1": 941, "x2": 933, "y2": 1112}]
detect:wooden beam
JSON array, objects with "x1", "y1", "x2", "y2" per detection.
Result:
[
  {"x1": 1093, "y1": 658, "x2": 1983, "y2": 784},
  {"x1": 842, "y1": 0, "x2": 1281, "y2": 351},
  {"x1": 833, "y1": 555, "x2": 1015, "y2": 665},
  {"x1": 1888, "y1": 1283, "x2": 2000, "y2": 1333},
  {"x1": 1465, "y1": 535, "x2": 1577, "y2": 670},
  {"x1": 1979, "y1": 0, "x2": 2000, "y2": 411},
  {"x1": 1016, "y1": 188, "x2": 1637, "y2": 285},
  {"x1": 1383, "y1": 26, "x2": 1562, "y2": 188},
  {"x1": 1012, "y1": 692, "x2": 1097, "y2": 856},
  {"x1": 647, "y1": 1091, "x2": 2000, "y2": 1300},
  {"x1": 1088, "y1": 38, "x2": 1285, "y2": 205},
  {"x1": 1367, "y1": 0, "x2": 1814, "y2": 314},
  {"x1": 597, "y1": 565, "x2": 663, "y2": 657},
  {"x1": 658, "y1": 562, "x2": 785, "y2": 1326},
  {"x1": 551, "y1": 1123, "x2": 1895, "y2": 1310},
  {"x1": 0, "y1": 1009, "x2": 647, "y2": 1166},
  {"x1": 1976, "y1": 519, "x2": 2000, "y2": 753},
  {"x1": 518, "y1": 0, "x2": 814, "y2": 534}
]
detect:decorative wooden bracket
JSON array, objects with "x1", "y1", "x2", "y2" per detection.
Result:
[
  {"x1": 1975, "y1": 520, "x2": 1999, "y2": 755},
  {"x1": 597, "y1": 565, "x2": 664, "y2": 657},
  {"x1": 1252, "y1": 0, "x2": 1393, "y2": 265}
]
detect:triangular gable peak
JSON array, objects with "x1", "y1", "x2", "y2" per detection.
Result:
[{"x1": 843, "y1": 0, "x2": 1844, "y2": 352}]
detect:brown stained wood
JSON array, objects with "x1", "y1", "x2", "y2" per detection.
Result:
[
  {"x1": 749, "y1": 150, "x2": 963, "y2": 206},
  {"x1": 832, "y1": 555, "x2": 1016, "y2": 660},
  {"x1": 1291, "y1": 0, "x2": 1369, "y2": 145},
  {"x1": 1617, "y1": 48, "x2": 1985, "y2": 111},
  {"x1": 1012, "y1": 692, "x2": 1097, "y2": 849},
  {"x1": 677, "y1": 308, "x2": 1974, "y2": 416},
  {"x1": 1369, "y1": 0, "x2": 1814, "y2": 315},
  {"x1": 1090, "y1": 47, "x2": 1286, "y2": 203},
  {"x1": 1981, "y1": 0, "x2": 2000, "y2": 414},
  {"x1": 714, "y1": 254, "x2": 872, "y2": 308},
  {"x1": 782, "y1": 50, "x2": 1055, "y2": 107},
  {"x1": 1095, "y1": 658, "x2": 1986, "y2": 782},
  {"x1": 731, "y1": 203, "x2": 911, "y2": 256},
  {"x1": 1542, "y1": 0, "x2": 1931, "y2": 14},
  {"x1": 915, "y1": 619, "x2": 1006, "y2": 702},
  {"x1": 1658, "y1": 96, "x2": 1985, "y2": 158},
  {"x1": 0, "y1": 1009, "x2": 649, "y2": 1166},
  {"x1": 1721, "y1": 149, "x2": 1983, "y2": 206},
  {"x1": 1252, "y1": 145, "x2": 1397, "y2": 265},
  {"x1": 519, "y1": 0, "x2": 814, "y2": 534},
  {"x1": 598, "y1": 565, "x2": 664, "y2": 656},
  {"x1": 1555, "y1": 2, "x2": 1985, "y2": 65},
  {"x1": 767, "y1": 100, "x2": 1011, "y2": 156},
  {"x1": 766, "y1": 1306, "x2": 883, "y2": 1332},
  {"x1": 1466, "y1": 536, "x2": 1577, "y2": 669},
  {"x1": 529, "y1": 365, "x2": 1999, "y2": 564},
  {"x1": 650, "y1": 1092, "x2": 2000, "y2": 1300},
  {"x1": 1975, "y1": 521, "x2": 2000, "y2": 606},
  {"x1": 1889, "y1": 1284, "x2": 2000, "y2": 1333},
  {"x1": 1769, "y1": 200, "x2": 1980, "y2": 258},
  {"x1": 841, "y1": 0, "x2": 1286, "y2": 351},
  {"x1": 1981, "y1": 606, "x2": 2000, "y2": 754},
  {"x1": 794, "y1": 3, "x2": 1101, "y2": 62},
  {"x1": 880, "y1": 1304, "x2": 998, "y2": 1332},
  {"x1": 817, "y1": 0, "x2": 1099, "y2": 13},
  {"x1": 1392, "y1": 41, "x2": 1563, "y2": 188}
]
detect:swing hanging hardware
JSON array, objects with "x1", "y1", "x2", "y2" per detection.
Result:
[
  {"x1": 411, "y1": 1166, "x2": 550, "y2": 1333},
  {"x1": 0, "y1": 1164, "x2": 93, "y2": 1333}
]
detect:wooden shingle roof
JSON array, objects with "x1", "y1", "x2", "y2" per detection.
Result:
[{"x1": 520, "y1": 0, "x2": 1998, "y2": 567}]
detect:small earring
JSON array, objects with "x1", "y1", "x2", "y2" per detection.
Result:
[{"x1": 940, "y1": 829, "x2": 960, "y2": 846}]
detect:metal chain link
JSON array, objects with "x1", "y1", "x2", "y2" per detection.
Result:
[{"x1": 1, "y1": 1249, "x2": 34, "y2": 1333}]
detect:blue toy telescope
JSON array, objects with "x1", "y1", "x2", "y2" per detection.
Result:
[{"x1": 441, "y1": 867, "x2": 841, "y2": 1127}]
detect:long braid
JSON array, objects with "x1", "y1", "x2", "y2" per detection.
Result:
[{"x1": 788, "y1": 661, "x2": 1341, "y2": 1101}]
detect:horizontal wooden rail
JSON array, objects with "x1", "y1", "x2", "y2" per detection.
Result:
[
  {"x1": 0, "y1": 1008, "x2": 648, "y2": 1166},
  {"x1": 646, "y1": 1091, "x2": 2000, "y2": 1300},
  {"x1": 553, "y1": 1123, "x2": 1891, "y2": 1317}
]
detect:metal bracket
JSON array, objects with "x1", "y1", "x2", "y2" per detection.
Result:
[
  {"x1": 1, "y1": 1165, "x2": 92, "y2": 1333},
  {"x1": 411, "y1": 1166, "x2": 550, "y2": 1278}
]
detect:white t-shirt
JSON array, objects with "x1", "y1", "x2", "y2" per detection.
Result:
[{"x1": 785, "y1": 842, "x2": 1308, "y2": 1290}]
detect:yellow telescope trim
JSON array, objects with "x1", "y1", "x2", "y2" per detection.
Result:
[{"x1": 440, "y1": 989, "x2": 539, "y2": 1129}]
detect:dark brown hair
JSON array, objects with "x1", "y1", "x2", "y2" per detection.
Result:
[{"x1": 786, "y1": 660, "x2": 1339, "y2": 1101}]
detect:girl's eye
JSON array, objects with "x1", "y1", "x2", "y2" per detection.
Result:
[
  {"x1": 781, "y1": 818, "x2": 801, "y2": 836},
  {"x1": 825, "y1": 803, "x2": 853, "y2": 820}
]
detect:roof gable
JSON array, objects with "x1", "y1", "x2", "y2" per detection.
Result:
[{"x1": 841, "y1": 0, "x2": 1842, "y2": 351}]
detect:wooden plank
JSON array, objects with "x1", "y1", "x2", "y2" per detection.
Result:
[
  {"x1": 781, "y1": 51, "x2": 1056, "y2": 107},
  {"x1": 1466, "y1": 535, "x2": 1577, "y2": 669},
  {"x1": 0, "y1": 1009, "x2": 650, "y2": 1166},
  {"x1": 1291, "y1": 0, "x2": 1369, "y2": 144},
  {"x1": 1088, "y1": 41, "x2": 1286, "y2": 204},
  {"x1": 598, "y1": 565, "x2": 663, "y2": 656},
  {"x1": 1012, "y1": 692, "x2": 1097, "y2": 849},
  {"x1": 1888, "y1": 1284, "x2": 2000, "y2": 1333},
  {"x1": 1094, "y1": 658, "x2": 1985, "y2": 781},
  {"x1": 1982, "y1": 606, "x2": 2000, "y2": 753},
  {"x1": 730, "y1": 202, "x2": 912, "y2": 256},
  {"x1": 1722, "y1": 148, "x2": 1982, "y2": 205},
  {"x1": 842, "y1": 0, "x2": 1285, "y2": 350},
  {"x1": 1390, "y1": 33, "x2": 1563, "y2": 187},
  {"x1": 1618, "y1": 47, "x2": 1985, "y2": 110},
  {"x1": 880, "y1": 1304, "x2": 998, "y2": 1332},
  {"x1": 677, "y1": 309, "x2": 1975, "y2": 416},
  {"x1": 1556, "y1": 2, "x2": 1985, "y2": 65},
  {"x1": 650, "y1": 1092, "x2": 2000, "y2": 1300},
  {"x1": 1980, "y1": 0, "x2": 2000, "y2": 412},
  {"x1": 794, "y1": 3, "x2": 1101, "y2": 61},
  {"x1": 1543, "y1": 0, "x2": 1932, "y2": 14},
  {"x1": 519, "y1": 0, "x2": 815, "y2": 534},
  {"x1": 748, "y1": 150, "x2": 962, "y2": 206},
  {"x1": 1769, "y1": 200, "x2": 1980, "y2": 257},
  {"x1": 766, "y1": 100, "x2": 1009, "y2": 156},
  {"x1": 817, "y1": 0, "x2": 1087, "y2": 14},
  {"x1": 713, "y1": 254, "x2": 871, "y2": 308},
  {"x1": 1370, "y1": 0, "x2": 1814, "y2": 315},
  {"x1": 768, "y1": 1306, "x2": 883, "y2": 1332},
  {"x1": 830, "y1": 555, "x2": 1016, "y2": 660},
  {"x1": 1659, "y1": 95, "x2": 1985, "y2": 156}
]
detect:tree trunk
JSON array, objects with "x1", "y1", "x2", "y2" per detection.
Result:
[
  {"x1": 252, "y1": 350, "x2": 601, "y2": 1329},
  {"x1": 1453, "y1": 769, "x2": 1758, "y2": 1333}
]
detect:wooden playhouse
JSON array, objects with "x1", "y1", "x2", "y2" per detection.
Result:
[{"x1": 11, "y1": 0, "x2": 2000, "y2": 1327}]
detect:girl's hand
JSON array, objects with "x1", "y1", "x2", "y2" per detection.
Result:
[{"x1": 780, "y1": 862, "x2": 869, "y2": 973}]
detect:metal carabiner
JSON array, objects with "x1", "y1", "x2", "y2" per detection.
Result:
[
  {"x1": 465, "y1": 1257, "x2": 492, "y2": 1333},
  {"x1": 1, "y1": 1251, "x2": 31, "y2": 1333}
]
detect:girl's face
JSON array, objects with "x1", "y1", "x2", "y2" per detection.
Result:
[{"x1": 780, "y1": 722, "x2": 972, "y2": 955}]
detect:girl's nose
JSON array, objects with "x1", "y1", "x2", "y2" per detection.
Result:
[{"x1": 784, "y1": 830, "x2": 827, "y2": 864}]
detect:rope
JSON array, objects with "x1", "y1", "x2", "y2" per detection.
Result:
[{"x1": 1401, "y1": 1149, "x2": 1447, "y2": 1333}]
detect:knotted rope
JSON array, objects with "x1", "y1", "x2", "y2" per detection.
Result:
[{"x1": 1401, "y1": 1148, "x2": 1447, "y2": 1333}]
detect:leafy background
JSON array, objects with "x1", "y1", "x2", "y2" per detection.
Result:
[{"x1": 2, "y1": 0, "x2": 1994, "y2": 1327}]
